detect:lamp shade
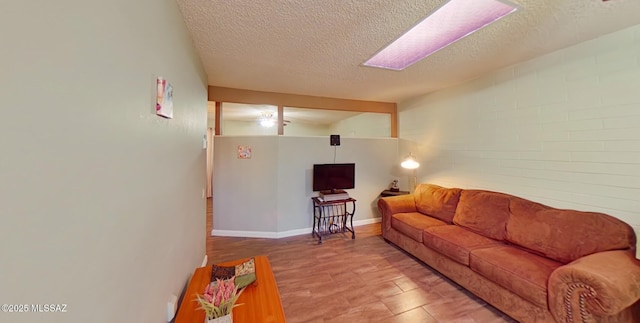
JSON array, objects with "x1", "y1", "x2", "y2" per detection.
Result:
[{"x1": 401, "y1": 153, "x2": 420, "y2": 169}]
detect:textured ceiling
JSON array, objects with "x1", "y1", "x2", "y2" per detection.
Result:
[{"x1": 177, "y1": 0, "x2": 640, "y2": 104}]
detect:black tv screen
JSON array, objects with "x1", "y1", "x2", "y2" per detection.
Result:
[{"x1": 312, "y1": 163, "x2": 355, "y2": 192}]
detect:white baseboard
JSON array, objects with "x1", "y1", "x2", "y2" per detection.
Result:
[
  {"x1": 210, "y1": 217, "x2": 381, "y2": 239},
  {"x1": 353, "y1": 217, "x2": 382, "y2": 226},
  {"x1": 210, "y1": 229, "x2": 280, "y2": 238}
]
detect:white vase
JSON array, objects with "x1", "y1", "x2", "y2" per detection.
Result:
[{"x1": 205, "y1": 313, "x2": 232, "y2": 323}]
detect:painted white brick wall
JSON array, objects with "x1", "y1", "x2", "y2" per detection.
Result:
[{"x1": 399, "y1": 24, "x2": 640, "y2": 230}]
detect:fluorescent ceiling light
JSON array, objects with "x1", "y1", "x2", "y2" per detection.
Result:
[{"x1": 363, "y1": 0, "x2": 518, "y2": 71}]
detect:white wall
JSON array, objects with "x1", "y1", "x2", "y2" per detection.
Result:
[
  {"x1": 213, "y1": 136, "x2": 279, "y2": 232},
  {"x1": 212, "y1": 136, "x2": 399, "y2": 237},
  {"x1": 330, "y1": 112, "x2": 392, "y2": 138},
  {"x1": 0, "y1": 1, "x2": 207, "y2": 323},
  {"x1": 222, "y1": 120, "x2": 279, "y2": 136},
  {"x1": 223, "y1": 118, "x2": 394, "y2": 137},
  {"x1": 221, "y1": 113, "x2": 392, "y2": 137},
  {"x1": 399, "y1": 24, "x2": 640, "y2": 231},
  {"x1": 282, "y1": 122, "x2": 332, "y2": 136},
  {"x1": 222, "y1": 120, "x2": 332, "y2": 136}
]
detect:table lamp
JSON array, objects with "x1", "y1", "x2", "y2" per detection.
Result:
[{"x1": 401, "y1": 152, "x2": 420, "y2": 190}]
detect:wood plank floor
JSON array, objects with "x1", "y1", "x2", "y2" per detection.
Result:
[{"x1": 205, "y1": 198, "x2": 516, "y2": 323}]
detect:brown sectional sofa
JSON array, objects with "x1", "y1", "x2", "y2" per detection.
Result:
[{"x1": 378, "y1": 183, "x2": 640, "y2": 322}]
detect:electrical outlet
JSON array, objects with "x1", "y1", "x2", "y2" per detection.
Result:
[{"x1": 167, "y1": 294, "x2": 178, "y2": 322}]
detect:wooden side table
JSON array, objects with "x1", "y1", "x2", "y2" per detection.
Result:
[
  {"x1": 175, "y1": 255, "x2": 285, "y2": 323},
  {"x1": 380, "y1": 190, "x2": 411, "y2": 197}
]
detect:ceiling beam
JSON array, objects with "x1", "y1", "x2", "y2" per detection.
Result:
[{"x1": 208, "y1": 86, "x2": 398, "y2": 137}]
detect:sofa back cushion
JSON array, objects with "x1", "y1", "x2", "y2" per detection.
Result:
[
  {"x1": 414, "y1": 184, "x2": 462, "y2": 223},
  {"x1": 506, "y1": 197, "x2": 635, "y2": 264},
  {"x1": 453, "y1": 190, "x2": 511, "y2": 241}
]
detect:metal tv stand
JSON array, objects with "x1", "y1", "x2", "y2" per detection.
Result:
[{"x1": 311, "y1": 196, "x2": 356, "y2": 244}]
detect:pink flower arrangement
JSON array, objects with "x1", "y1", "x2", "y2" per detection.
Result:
[{"x1": 196, "y1": 277, "x2": 244, "y2": 319}]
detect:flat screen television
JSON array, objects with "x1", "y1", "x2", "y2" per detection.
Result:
[{"x1": 312, "y1": 163, "x2": 355, "y2": 192}]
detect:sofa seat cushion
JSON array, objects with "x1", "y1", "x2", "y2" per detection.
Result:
[
  {"x1": 414, "y1": 184, "x2": 462, "y2": 223},
  {"x1": 470, "y1": 245, "x2": 562, "y2": 308},
  {"x1": 391, "y1": 212, "x2": 448, "y2": 242},
  {"x1": 507, "y1": 197, "x2": 635, "y2": 264},
  {"x1": 453, "y1": 190, "x2": 511, "y2": 241},
  {"x1": 422, "y1": 225, "x2": 502, "y2": 266}
]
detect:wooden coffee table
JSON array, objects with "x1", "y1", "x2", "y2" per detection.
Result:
[{"x1": 175, "y1": 255, "x2": 285, "y2": 323}]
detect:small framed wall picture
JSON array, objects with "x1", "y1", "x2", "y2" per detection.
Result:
[
  {"x1": 156, "y1": 76, "x2": 174, "y2": 119},
  {"x1": 238, "y1": 146, "x2": 251, "y2": 159}
]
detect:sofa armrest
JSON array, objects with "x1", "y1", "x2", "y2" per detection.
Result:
[
  {"x1": 377, "y1": 195, "x2": 416, "y2": 238},
  {"x1": 548, "y1": 249, "x2": 640, "y2": 322}
]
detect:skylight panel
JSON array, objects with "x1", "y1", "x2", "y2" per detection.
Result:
[{"x1": 363, "y1": 0, "x2": 518, "y2": 70}]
